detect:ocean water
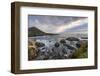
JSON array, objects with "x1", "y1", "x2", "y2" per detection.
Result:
[
  {"x1": 28, "y1": 33, "x2": 88, "y2": 48},
  {"x1": 29, "y1": 35, "x2": 58, "y2": 48}
]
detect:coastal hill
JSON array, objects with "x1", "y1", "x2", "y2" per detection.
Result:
[{"x1": 28, "y1": 27, "x2": 58, "y2": 37}]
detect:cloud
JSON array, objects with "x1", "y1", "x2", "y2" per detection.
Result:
[
  {"x1": 28, "y1": 15, "x2": 88, "y2": 34},
  {"x1": 55, "y1": 18, "x2": 88, "y2": 33}
]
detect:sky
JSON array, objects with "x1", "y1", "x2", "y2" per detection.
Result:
[{"x1": 28, "y1": 15, "x2": 88, "y2": 34}]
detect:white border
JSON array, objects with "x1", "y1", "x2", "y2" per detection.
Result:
[{"x1": 20, "y1": 6, "x2": 95, "y2": 70}]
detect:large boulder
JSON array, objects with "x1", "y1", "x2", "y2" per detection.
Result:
[{"x1": 35, "y1": 42, "x2": 45, "y2": 47}]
